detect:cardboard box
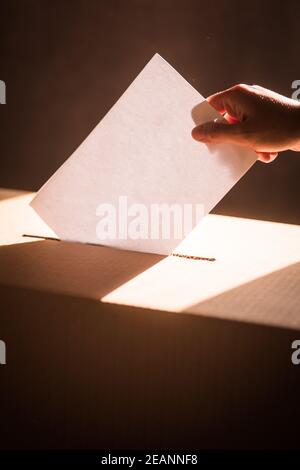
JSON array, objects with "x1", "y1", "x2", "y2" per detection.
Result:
[{"x1": 1, "y1": 188, "x2": 300, "y2": 449}]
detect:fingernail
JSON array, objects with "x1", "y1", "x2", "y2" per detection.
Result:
[{"x1": 191, "y1": 127, "x2": 204, "y2": 141}]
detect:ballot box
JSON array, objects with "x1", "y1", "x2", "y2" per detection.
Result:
[{"x1": 0, "y1": 188, "x2": 300, "y2": 449}]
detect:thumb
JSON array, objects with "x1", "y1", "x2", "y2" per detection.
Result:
[{"x1": 192, "y1": 120, "x2": 245, "y2": 146}]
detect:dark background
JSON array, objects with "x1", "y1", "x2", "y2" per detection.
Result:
[{"x1": 0, "y1": 0, "x2": 299, "y2": 223}]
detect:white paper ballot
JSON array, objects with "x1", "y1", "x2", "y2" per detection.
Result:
[{"x1": 31, "y1": 54, "x2": 257, "y2": 254}]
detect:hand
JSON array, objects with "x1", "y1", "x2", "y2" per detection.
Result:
[{"x1": 192, "y1": 84, "x2": 300, "y2": 163}]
